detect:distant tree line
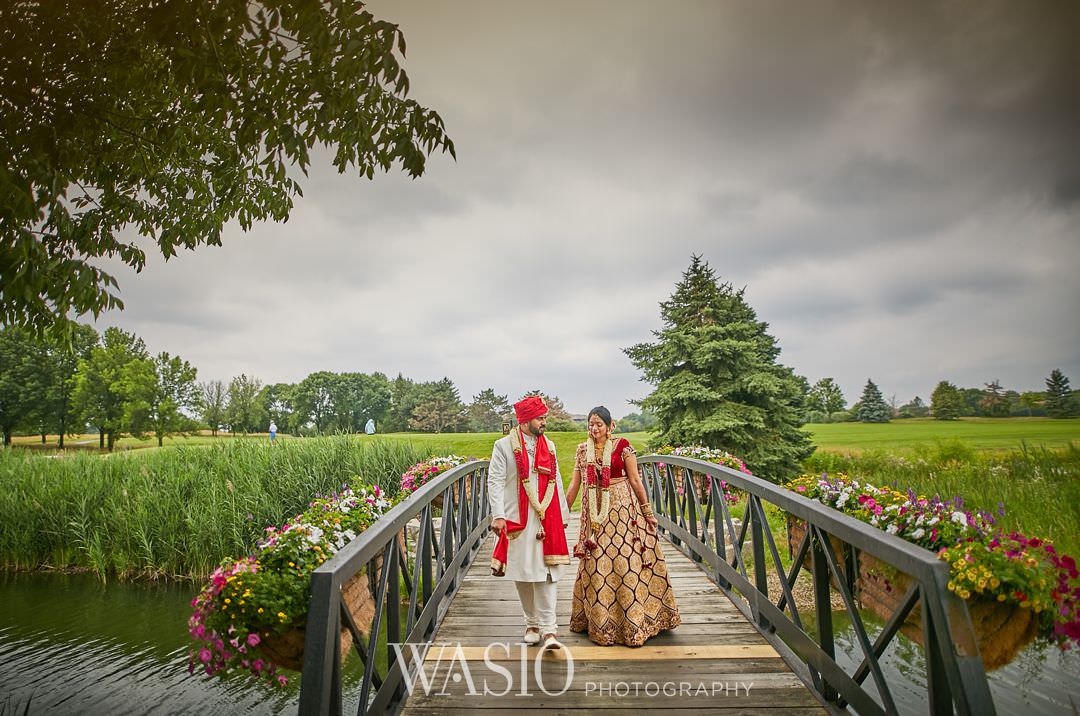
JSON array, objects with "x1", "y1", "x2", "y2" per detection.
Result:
[
  {"x1": 0, "y1": 325, "x2": 632, "y2": 449},
  {"x1": 803, "y1": 371, "x2": 1079, "y2": 424}
]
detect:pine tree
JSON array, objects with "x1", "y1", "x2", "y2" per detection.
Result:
[
  {"x1": 1045, "y1": 369, "x2": 1076, "y2": 418},
  {"x1": 625, "y1": 256, "x2": 813, "y2": 482},
  {"x1": 856, "y1": 379, "x2": 891, "y2": 423},
  {"x1": 931, "y1": 380, "x2": 963, "y2": 420}
]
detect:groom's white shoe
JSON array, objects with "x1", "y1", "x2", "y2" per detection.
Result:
[
  {"x1": 523, "y1": 627, "x2": 541, "y2": 645},
  {"x1": 541, "y1": 633, "x2": 561, "y2": 649}
]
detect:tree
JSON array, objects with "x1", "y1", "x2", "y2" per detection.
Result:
[
  {"x1": 0, "y1": 327, "x2": 46, "y2": 445},
  {"x1": 332, "y1": 372, "x2": 391, "y2": 432},
  {"x1": 1018, "y1": 391, "x2": 1044, "y2": 417},
  {"x1": 200, "y1": 380, "x2": 228, "y2": 436},
  {"x1": 72, "y1": 327, "x2": 148, "y2": 449},
  {"x1": 467, "y1": 388, "x2": 511, "y2": 432},
  {"x1": 930, "y1": 380, "x2": 963, "y2": 420},
  {"x1": 808, "y1": 378, "x2": 846, "y2": 417},
  {"x1": 258, "y1": 382, "x2": 296, "y2": 435},
  {"x1": 523, "y1": 390, "x2": 578, "y2": 431},
  {"x1": 616, "y1": 411, "x2": 659, "y2": 433},
  {"x1": 1045, "y1": 369, "x2": 1077, "y2": 418},
  {"x1": 293, "y1": 371, "x2": 336, "y2": 434},
  {"x1": 409, "y1": 378, "x2": 465, "y2": 433},
  {"x1": 897, "y1": 396, "x2": 930, "y2": 419},
  {"x1": 225, "y1": 374, "x2": 264, "y2": 434},
  {"x1": 383, "y1": 373, "x2": 419, "y2": 432},
  {"x1": 1, "y1": 1, "x2": 456, "y2": 335},
  {"x1": 40, "y1": 324, "x2": 99, "y2": 447},
  {"x1": 856, "y1": 379, "x2": 891, "y2": 423},
  {"x1": 625, "y1": 255, "x2": 814, "y2": 482},
  {"x1": 979, "y1": 379, "x2": 1008, "y2": 417},
  {"x1": 124, "y1": 352, "x2": 199, "y2": 446}
]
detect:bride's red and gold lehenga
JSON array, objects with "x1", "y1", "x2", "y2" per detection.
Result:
[{"x1": 570, "y1": 437, "x2": 681, "y2": 646}]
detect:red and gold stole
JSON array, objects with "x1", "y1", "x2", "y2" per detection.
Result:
[{"x1": 491, "y1": 427, "x2": 569, "y2": 576}]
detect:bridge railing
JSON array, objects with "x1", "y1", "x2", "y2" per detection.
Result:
[
  {"x1": 298, "y1": 460, "x2": 491, "y2": 716},
  {"x1": 636, "y1": 455, "x2": 996, "y2": 716}
]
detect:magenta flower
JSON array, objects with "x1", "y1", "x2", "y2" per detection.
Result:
[
  {"x1": 199, "y1": 648, "x2": 212, "y2": 664},
  {"x1": 246, "y1": 633, "x2": 260, "y2": 647}
]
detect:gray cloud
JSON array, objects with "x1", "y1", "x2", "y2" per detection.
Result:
[{"x1": 87, "y1": 0, "x2": 1080, "y2": 417}]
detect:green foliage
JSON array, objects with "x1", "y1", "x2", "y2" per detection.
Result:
[
  {"x1": 803, "y1": 443, "x2": 1080, "y2": 559},
  {"x1": 408, "y1": 377, "x2": 466, "y2": 433},
  {"x1": 616, "y1": 410, "x2": 658, "y2": 433},
  {"x1": 72, "y1": 327, "x2": 148, "y2": 449},
  {"x1": 856, "y1": 379, "x2": 891, "y2": 423},
  {"x1": 0, "y1": 436, "x2": 429, "y2": 578},
  {"x1": 1046, "y1": 369, "x2": 1077, "y2": 418},
  {"x1": 931, "y1": 380, "x2": 964, "y2": 420},
  {"x1": 226, "y1": 374, "x2": 265, "y2": 434},
  {"x1": 200, "y1": 380, "x2": 228, "y2": 436},
  {"x1": 1, "y1": 1, "x2": 455, "y2": 336},
  {"x1": 624, "y1": 255, "x2": 814, "y2": 482},
  {"x1": 467, "y1": 388, "x2": 511, "y2": 432},
  {"x1": 897, "y1": 395, "x2": 929, "y2": 419},
  {"x1": 808, "y1": 377, "x2": 846, "y2": 416},
  {"x1": 257, "y1": 382, "x2": 295, "y2": 434},
  {"x1": 124, "y1": 352, "x2": 199, "y2": 446},
  {"x1": 0, "y1": 326, "x2": 47, "y2": 444},
  {"x1": 979, "y1": 379, "x2": 1008, "y2": 417}
]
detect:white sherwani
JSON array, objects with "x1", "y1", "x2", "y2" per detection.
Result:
[{"x1": 487, "y1": 432, "x2": 569, "y2": 583}]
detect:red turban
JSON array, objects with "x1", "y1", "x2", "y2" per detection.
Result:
[{"x1": 514, "y1": 396, "x2": 548, "y2": 424}]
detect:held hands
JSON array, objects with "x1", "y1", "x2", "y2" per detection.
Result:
[{"x1": 491, "y1": 517, "x2": 507, "y2": 534}]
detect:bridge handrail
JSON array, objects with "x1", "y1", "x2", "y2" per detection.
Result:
[
  {"x1": 636, "y1": 454, "x2": 996, "y2": 716},
  {"x1": 298, "y1": 459, "x2": 491, "y2": 715}
]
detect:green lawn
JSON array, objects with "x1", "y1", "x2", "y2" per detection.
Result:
[{"x1": 805, "y1": 417, "x2": 1080, "y2": 452}]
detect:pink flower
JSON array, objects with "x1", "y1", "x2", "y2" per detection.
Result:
[
  {"x1": 199, "y1": 647, "x2": 212, "y2": 663},
  {"x1": 277, "y1": 675, "x2": 289, "y2": 686},
  {"x1": 252, "y1": 659, "x2": 265, "y2": 672},
  {"x1": 246, "y1": 633, "x2": 260, "y2": 647}
]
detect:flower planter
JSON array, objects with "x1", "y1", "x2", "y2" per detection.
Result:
[
  {"x1": 786, "y1": 516, "x2": 852, "y2": 589},
  {"x1": 261, "y1": 532, "x2": 406, "y2": 672},
  {"x1": 857, "y1": 552, "x2": 1038, "y2": 671},
  {"x1": 431, "y1": 479, "x2": 472, "y2": 510}
]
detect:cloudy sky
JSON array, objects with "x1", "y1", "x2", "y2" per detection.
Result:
[{"x1": 96, "y1": 0, "x2": 1080, "y2": 417}]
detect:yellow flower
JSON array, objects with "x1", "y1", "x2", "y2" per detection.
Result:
[
  {"x1": 258, "y1": 608, "x2": 264, "y2": 614},
  {"x1": 997, "y1": 594, "x2": 1006, "y2": 602},
  {"x1": 288, "y1": 562, "x2": 295, "y2": 567},
  {"x1": 991, "y1": 578, "x2": 1000, "y2": 588},
  {"x1": 277, "y1": 611, "x2": 286, "y2": 619},
  {"x1": 224, "y1": 598, "x2": 231, "y2": 604}
]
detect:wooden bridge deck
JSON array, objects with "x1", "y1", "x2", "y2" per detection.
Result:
[{"x1": 399, "y1": 514, "x2": 825, "y2": 715}]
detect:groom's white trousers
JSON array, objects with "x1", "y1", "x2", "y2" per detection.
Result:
[{"x1": 514, "y1": 575, "x2": 559, "y2": 633}]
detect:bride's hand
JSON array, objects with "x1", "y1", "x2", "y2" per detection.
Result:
[{"x1": 644, "y1": 515, "x2": 658, "y2": 530}]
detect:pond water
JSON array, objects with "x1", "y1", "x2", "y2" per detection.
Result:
[{"x1": 1, "y1": 571, "x2": 1077, "y2": 714}]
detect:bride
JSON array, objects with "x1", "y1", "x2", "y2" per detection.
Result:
[{"x1": 566, "y1": 406, "x2": 681, "y2": 646}]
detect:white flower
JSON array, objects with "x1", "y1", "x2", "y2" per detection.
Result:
[
  {"x1": 886, "y1": 524, "x2": 898, "y2": 535},
  {"x1": 307, "y1": 525, "x2": 325, "y2": 544},
  {"x1": 928, "y1": 516, "x2": 940, "y2": 526},
  {"x1": 911, "y1": 528, "x2": 926, "y2": 539},
  {"x1": 950, "y1": 511, "x2": 966, "y2": 525}
]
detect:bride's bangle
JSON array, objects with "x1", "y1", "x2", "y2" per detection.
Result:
[{"x1": 639, "y1": 503, "x2": 654, "y2": 517}]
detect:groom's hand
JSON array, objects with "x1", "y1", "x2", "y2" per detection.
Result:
[{"x1": 491, "y1": 517, "x2": 507, "y2": 534}]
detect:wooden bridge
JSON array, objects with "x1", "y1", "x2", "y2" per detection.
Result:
[
  {"x1": 297, "y1": 456, "x2": 998, "y2": 716},
  {"x1": 399, "y1": 512, "x2": 823, "y2": 715}
]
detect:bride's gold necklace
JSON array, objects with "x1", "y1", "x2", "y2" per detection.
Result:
[{"x1": 587, "y1": 436, "x2": 613, "y2": 529}]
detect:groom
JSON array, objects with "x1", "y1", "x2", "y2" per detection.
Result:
[{"x1": 488, "y1": 395, "x2": 570, "y2": 648}]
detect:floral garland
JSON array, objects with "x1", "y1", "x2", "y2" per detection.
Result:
[
  {"x1": 586, "y1": 436, "x2": 614, "y2": 530},
  {"x1": 510, "y1": 427, "x2": 556, "y2": 531},
  {"x1": 188, "y1": 483, "x2": 394, "y2": 686}
]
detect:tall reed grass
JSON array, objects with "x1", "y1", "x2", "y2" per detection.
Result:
[
  {"x1": 804, "y1": 440, "x2": 1080, "y2": 557},
  {"x1": 0, "y1": 436, "x2": 430, "y2": 580}
]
